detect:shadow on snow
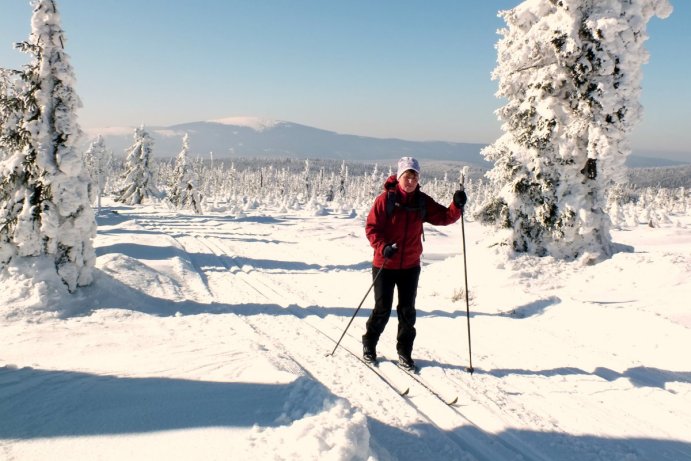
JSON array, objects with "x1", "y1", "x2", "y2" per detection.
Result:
[
  {"x1": 96, "y1": 241, "x2": 370, "y2": 273},
  {"x1": 0, "y1": 366, "x2": 327, "y2": 439},
  {"x1": 70, "y1": 266, "x2": 468, "y2": 322},
  {"x1": 480, "y1": 365, "x2": 691, "y2": 391},
  {"x1": 1, "y1": 366, "x2": 689, "y2": 460}
]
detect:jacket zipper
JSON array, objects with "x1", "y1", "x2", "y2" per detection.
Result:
[{"x1": 399, "y1": 206, "x2": 411, "y2": 269}]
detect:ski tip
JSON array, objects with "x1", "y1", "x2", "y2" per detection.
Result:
[
  {"x1": 447, "y1": 396, "x2": 459, "y2": 406},
  {"x1": 400, "y1": 388, "x2": 410, "y2": 396}
]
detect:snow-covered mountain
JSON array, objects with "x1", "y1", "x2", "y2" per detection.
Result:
[
  {"x1": 86, "y1": 118, "x2": 490, "y2": 166},
  {"x1": 85, "y1": 116, "x2": 688, "y2": 167}
]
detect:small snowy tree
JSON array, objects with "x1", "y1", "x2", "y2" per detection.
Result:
[
  {"x1": 169, "y1": 133, "x2": 202, "y2": 214},
  {"x1": 83, "y1": 135, "x2": 112, "y2": 213},
  {"x1": 115, "y1": 125, "x2": 159, "y2": 205},
  {"x1": 338, "y1": 160, "x2": 348, "y2": 199},
  {"x1": 480, "y1": 0, "x2": 673, "y2": 260},
  {"x1": 0, "y1": 0, "x2": 96, "y2": 291},
  {"x1": 302, "y1": 159, "x2": 311, "y2": 198}
]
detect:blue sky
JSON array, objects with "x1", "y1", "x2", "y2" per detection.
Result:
[{"x1": 1, "y1": 1, "x2": 689, "y2": 159}]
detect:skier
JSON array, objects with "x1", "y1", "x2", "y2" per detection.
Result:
[{"x1": 363, "y1": 156, "x2": 467, "y2": 370}]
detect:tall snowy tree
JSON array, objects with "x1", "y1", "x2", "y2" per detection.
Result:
[
  {"x1": 0, "y1": 0, "x2": 96, "y2": 292},
  {"x1": 169, "y1": 133, "x2": 202, "y2": 214},
  {"x1": 480, "y1": 0, "x2": 672, "y2": 261},
  {"x1": 115, "y1": 125, "x2": 159, "y2": 205}
]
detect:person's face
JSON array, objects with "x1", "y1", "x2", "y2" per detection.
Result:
[{"x1": 398, "y1": 170, "x2": 419, "y2": 193}]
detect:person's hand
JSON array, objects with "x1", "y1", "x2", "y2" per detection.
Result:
[
  {"x1": 382, "y1": 243, "x2": 398, "y2": 259},
  {"x1": 453, "y1": 190, "x2": 467, "y2": 209}
]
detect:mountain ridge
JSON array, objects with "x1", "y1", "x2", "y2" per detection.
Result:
[{"x1": 86, "y1": 118, "x2": 688, "y2": 168}]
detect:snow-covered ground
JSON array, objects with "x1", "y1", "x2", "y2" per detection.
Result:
[{"x1": 2, "y1": 198, "x2": 690, "y2": 460}]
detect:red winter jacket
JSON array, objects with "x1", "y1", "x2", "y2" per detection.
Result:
[{"x1": 366, "y1": 175, "x2": 462, "y2": 269}]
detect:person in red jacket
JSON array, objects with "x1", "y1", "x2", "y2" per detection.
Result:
[{"x1": 362, "y1": 156, "x2": 467, "y2": 370}]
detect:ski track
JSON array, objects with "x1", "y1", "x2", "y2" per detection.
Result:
[
  {"x1": 133, "y1": 212, "x2": 607, "y2": 461},
  {"x1": 156, "y1": 222, "x2": 477, "y2": 459},
  {"x1": 188, "y1": 227, "x2": 556, "y2": 460}
]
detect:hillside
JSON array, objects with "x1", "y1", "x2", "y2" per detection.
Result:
[
  {"x1": 87, "y1": 117, "x2": 688, "y2": 169},
  {"x1": 92, "y1": 119, "x2": 489, "y2": 167}
]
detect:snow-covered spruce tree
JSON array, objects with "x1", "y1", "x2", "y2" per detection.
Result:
[
  {"x1": 115, "y1": 125, "x2": 160, "y2": 205},
  {"x1": 169, "y1": 133, "x2": 202, "y2": 214},
  {"x1": 480, "y1": 0, "x2": 672, "y2": 260},
  {"x1": 302, "y1": 159, "x2": 311, "y2": 198},
  {"x1": 338, "y1": 160, "x2": 348, "y2": 199},
  {"x1": 83, "y1": 134, "x2": 112, "y2": 213},
  {"x1": 0, "y1": 0, "x2": 96, "y2": 291}
]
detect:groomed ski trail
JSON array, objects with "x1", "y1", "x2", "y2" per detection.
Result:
[
  {"x1": 140, "y1": 217, "x2": 478, "y2": 460},
  {"x1": 136, "y1": 211, "x2": 559, "y2": 460}
]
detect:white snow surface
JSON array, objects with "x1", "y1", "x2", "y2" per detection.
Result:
[
  {"x1": 208, "y1": 116, "x2": 280, "y2": 131},
  {"x1": 1, "y1": 198, "x2": 690, "y2": 461}
]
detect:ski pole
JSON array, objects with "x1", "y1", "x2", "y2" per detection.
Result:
[
  {"x1": 327, "y1": 244, "x2": 396, "y2": 357},
  {"x1": 460, "y1": 177, "x2": 474, "y2": 374}
]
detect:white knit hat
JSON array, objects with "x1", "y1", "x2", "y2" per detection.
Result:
[{"x1": 397, "y1": 156, "x2": 420, "y2": 179}]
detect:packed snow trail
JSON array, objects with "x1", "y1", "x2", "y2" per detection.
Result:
[
  {"x1": 171, "y1": 227, "x2": 552, "y2": 458},
  {"x1": 145, "y1": 218, "x2": 483, "y2": 460}
]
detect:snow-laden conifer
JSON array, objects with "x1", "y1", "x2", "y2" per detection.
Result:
[
  {"x1": 0, "y1": 0, "x2": 96, "y2": 291},
  {"x1": 480, "y1": 0, "x2": 673, "y2": 261},
  {"x1": 115, "y1": 125, "x2": 159, "y2": 205},
  {"x1": 169, "y1": 133, "x2": 202, "y2": 214},
  {"x1": 302, "y1": 159, "x2": 311, "y2": 198},
  {"x1": 338, "y1": 160, "x2": 348, "y2": 199},
  {"x1": 83, "y1": 135, "x2": 112, "y2": 213}
]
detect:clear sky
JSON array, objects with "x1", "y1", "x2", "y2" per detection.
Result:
[{"x1": 1, "y1": 1, "x2": 689, "y2": 159}]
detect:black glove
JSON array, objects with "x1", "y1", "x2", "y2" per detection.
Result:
[
  {"x1": 453, "y1": 190, "x2": 467, "y2": 209},
  {"x1": 382, "y1": 243, "x2": 398, "y2": 259}
]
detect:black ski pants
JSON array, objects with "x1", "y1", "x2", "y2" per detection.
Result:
[{"x1": 363, "y1": 265, "x2": 421, "y2": 357}]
